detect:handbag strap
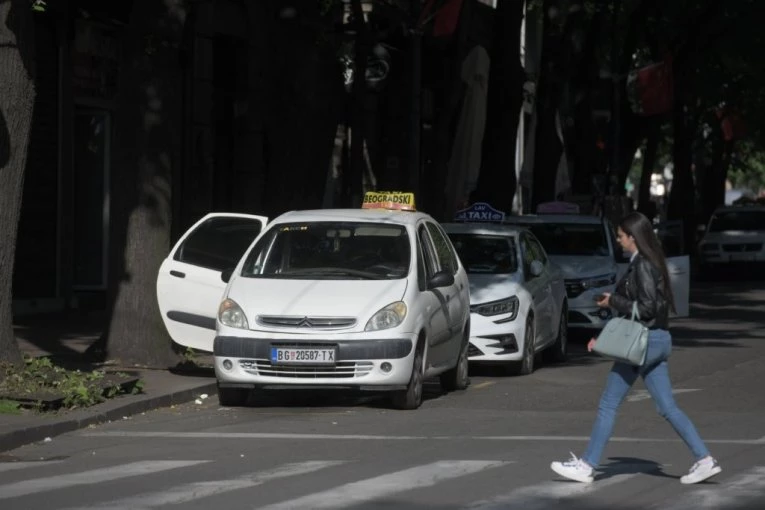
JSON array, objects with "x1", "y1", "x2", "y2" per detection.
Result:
[{"x1": 631, "y1": 301, "x2": 642, "y2": 321}]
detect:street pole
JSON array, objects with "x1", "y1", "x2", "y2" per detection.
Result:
[{"x1": 408, "y1": 0, "x2": 422, "y2": 197}]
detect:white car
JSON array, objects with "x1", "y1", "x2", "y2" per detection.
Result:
[
  {"x1": 506, "y1": 214, "x2": 691, "y2": 326},
  {"x1": 156, "y1": 193, "x2": 471, "y2": 410},
  {"x1": 698, "y1": 205, "x2": 765, "y2": 269},
  {"x1": 441, "y1": 220, "x2": 568, "y2": 375}
]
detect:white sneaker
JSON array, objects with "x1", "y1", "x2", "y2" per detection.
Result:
[
  {"x1": 551, "y1": 453, "x2": 594, "y2": 483},
  {"x1": 681, "y1": 456, "x2": 722, "y2": 484}
]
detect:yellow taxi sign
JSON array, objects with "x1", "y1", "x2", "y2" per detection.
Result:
[{"x1": 362, "y1": 191, "x2": 416, "y2": 211}]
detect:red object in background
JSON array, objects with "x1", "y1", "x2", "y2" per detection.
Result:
[
  {"x1": 716, "y1": 108, "x2": 746, "y2": 141},
  {"x1": 628, "y1": 56, "x2": 674, "y2": 116},
  {"x1": 420, "y1": 0, "x2": 464, "y2": 37}
]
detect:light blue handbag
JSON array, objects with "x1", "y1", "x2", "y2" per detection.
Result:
[{"x1": 593, "y1": 302, "x2": 649, "y2": 366}]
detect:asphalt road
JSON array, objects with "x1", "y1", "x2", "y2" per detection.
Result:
[{"x1": 1, "y1": 280, "x2": 764, "y2": 510}]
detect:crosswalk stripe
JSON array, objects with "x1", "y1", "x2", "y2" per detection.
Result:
[
  {"x1": 658, "y1": 466, "x2": 765, "y2": 510},
  {"x1": 467, "y1": 472, "x2": 639, "y2": 509},
  {"x1": 0, "y1": 460, "x2": 64, "y2": 473},
  {"x1": 257, "y1": 460, "x2": 511, "y2": 510},
  {"x1": 0, "y1": 460, "x2": 208, "y2": 500},
  {"x1": 61, "y1": 461, "x2": 344, "y2": 510}
]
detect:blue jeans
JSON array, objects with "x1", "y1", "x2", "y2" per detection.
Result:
[{"x1": 582, "y1": 329, "x2": 710, "y2": 468}]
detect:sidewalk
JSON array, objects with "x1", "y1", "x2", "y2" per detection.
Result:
[{"x1": 1, "y1": 311, "x2": 218, "y2": 453}]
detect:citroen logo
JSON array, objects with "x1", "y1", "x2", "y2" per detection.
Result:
[{"x1": 297, "y1": 317, "x2": 314, "y2": 328}]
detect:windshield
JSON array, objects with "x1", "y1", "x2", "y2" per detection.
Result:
[
  {"x1": 447, "y1": 234, "x2": 518, "y2": 274},
  {"x1": 523, "y1": 223, "x2": 610, "y2": 256},
  {"x1": 240, "y1": 222, "x2": 411, "y2": 280},
  {"x1": 708, "y1": 210, "x2": 765, "y2": 232}
]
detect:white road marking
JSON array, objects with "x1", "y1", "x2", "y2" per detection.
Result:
[
  {"x1": 659, "y1": 466, "x2": 765, "y2": 510},
  {"x1": 0, "y1": 460, "x2": 64, "y2": 473},
  {"x1": 81, "y1": 431, "x2": 765, "y2": 445},
  {"x1": 0, "y1": 460, "x2": 208, "y2": 500},
  {"x1": 626, "y1": 389, "x2": 701, "y2": 402},
  {"x1": 256, "y1": 460, "x2": 511, "y2": 510},
  {"x1": 62, "y1": 461, "x2": 343, "y2": 510},
  {"x1": 468, "y1": 471, "x2": 640, "y2": 510}
]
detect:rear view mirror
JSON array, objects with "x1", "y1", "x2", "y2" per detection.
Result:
[
  {"x1": 428, "y1": 270, "x2": 455, "y2": 289},
  {"x1": 529, "y1": 260, "x2": 544, "y2": 277}
]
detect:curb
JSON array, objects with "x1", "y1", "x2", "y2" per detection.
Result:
[{"x1": 0, "y1": 382, "x2": 218, "y2": 453}]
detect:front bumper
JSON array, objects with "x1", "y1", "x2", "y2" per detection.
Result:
[
  {"x1": 465, "y1": 312, "x2": 526, "y2": 363},
  {"x1": 214, "y1": 334, "x2": 416, "y2": 389},
  {"x1": 565, "y1": 290, "x2": 614, "y2": 330}
]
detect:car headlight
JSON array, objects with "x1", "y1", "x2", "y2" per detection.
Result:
[
  {"x1": 471, "y1": 296, "x2": 519, "y2": 319},
  {"x1": 365, "y1": 301, "x2": 407, "y2": 331},
  {"x1": 218, "y1": 298, "x2": 249, "y2": 329},
  {"x1": 581, "y1": 273, "x2": 616, "y2": 289}
]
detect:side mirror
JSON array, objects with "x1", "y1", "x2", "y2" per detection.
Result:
[
  {"x1": 221, "y1": 268, "x2": 234, "y2": 283},
  {"x1": 529, "y1": 260, "x2": 544, "y2": 277},
  {"x1": 428, "y1": 270, "x2": 455, "y2": 289}
]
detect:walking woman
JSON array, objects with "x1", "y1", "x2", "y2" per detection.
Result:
[{"x1": 550, "y1": 212, "x2": 721, "y2": 484}]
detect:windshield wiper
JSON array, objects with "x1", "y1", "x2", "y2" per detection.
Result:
[{"x1": 278, "y1": 268, "x2": 385, "y2": 280}]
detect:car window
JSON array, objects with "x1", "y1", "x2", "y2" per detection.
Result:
[
  {"x1": 447, "y1": 233, "x2": 518, "y2": 274},
  {"x1": 708, "y1": 210, "x2": 765, "y2": 232},
  {"x1": 175, "y1": 216, "x2": 263, "y2": 271},
  {"x1": 425, "y1": 222, "x2": 459, "y2": 274},
  {"x1": 527, "y1": 235, "x2": 548, "y2": 266},
  {"x1": 417, "y1": 224, "x2": 439, "y2": 280},
  {"x1": 525, "y1": 222, "x2": 610, "y2": 257},
  {"x1": 240, "y1": 221, "x2": 411, "y2": 279},
  {"x1": 519, "y1": 234, "x2": 536, "y2": 280}
]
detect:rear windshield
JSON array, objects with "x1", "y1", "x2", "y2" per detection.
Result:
[
  {"x1": 708, "y1": 210, "x2": 765, "y2": 232},
  {"x1": 523, "y1": 223, "x2": 610, "y2": 257},
  {"x1": 447, "y1": 234, "x2": 518, "y2": 274},
  {"x1": 240, "y1": 222, "x2": 411, "y2": 280}
]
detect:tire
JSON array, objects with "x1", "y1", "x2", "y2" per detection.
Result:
[
  {"x1": 510, "y1": 318, "x2": 535, "y2": 376},
  {"x1": 217, "y1": 383, "x2": 249, "y2": 407},
  {"x1": 545, "y1": 308, "x2": 568, "y2": 364},
  {"x1": 440, "y1": 331, "x2": 471, "y2": 392},
  {"x1": 391, "y1": 345, "x2": 424, "y2": 410}
]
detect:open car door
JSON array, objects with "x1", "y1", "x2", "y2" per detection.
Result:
[
  {"x1": 655, "y1": 221, "x2": 690, "y2": 318},
  {"x1": 156, "y1": 213, "x2": 268, "y2": 352}
]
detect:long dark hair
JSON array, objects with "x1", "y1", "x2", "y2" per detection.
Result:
[{"x1": 619, "y1": 212, "x2": 676, "y2": 312}]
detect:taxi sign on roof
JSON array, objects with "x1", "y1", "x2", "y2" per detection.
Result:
[
  {"x1": 362, "y1": 191, "x2": 416, "y2": 211},
  {"x1": 454, "y1": 202, "x2": 505, "y2": 223}
]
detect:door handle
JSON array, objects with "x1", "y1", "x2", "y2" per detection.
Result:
[{"x1": 170, "y1": 270, "x2": 186, "y2": 278}]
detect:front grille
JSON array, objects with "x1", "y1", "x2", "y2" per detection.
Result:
[
  {"x1": 257, "y1": 316, "x2": 357, "y2": 329},
  {"x1": 722, "y1": 243, "x2": 762, "y2": 253},
  {"x1": 564, "y1": 281, "x2": 585, "y2": 298},
  {"x1": 568, "y1": 310, "x2": 590, "y2": 324},
  {"x1": 239, "y1": 359, "x2": 374, "y2": 378}
]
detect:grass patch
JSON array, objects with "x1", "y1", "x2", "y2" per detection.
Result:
[
  {"x1": 0, "y1": 399, "x2": 22, "y2": 415},
  {"x1": 0, "y1": 356, "x2": 144, "y2": 412}
]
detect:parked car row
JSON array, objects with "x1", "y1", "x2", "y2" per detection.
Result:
[{"x1": 155, "y1": 194, "x2": 691, "y2": 411}]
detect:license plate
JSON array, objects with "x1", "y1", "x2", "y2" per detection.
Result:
[{"x1": 270, "y1": 347, "x2": 337, "y2": 365}]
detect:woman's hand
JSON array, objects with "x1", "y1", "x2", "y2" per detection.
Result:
[
  {"x1": 587, "y1": 338, "x2": 597, "y2": 352},
  {"x1": 596, "y1": 292, "x2": 611, "y2": 308}
]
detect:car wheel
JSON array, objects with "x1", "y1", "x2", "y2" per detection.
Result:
[
  {"x1": 217, "y1": 383, "x2": 249, "y2": 407},
  {"x1": 545, "y1": 308, "x2": 568, "y2": 364},
  {"x1": 440, "y1": 330, "x2": 470, "y2": 391},
  {"x1": 511, "y1": 319, "x2": 535, "y2": 376},
  {"x1": 391, "y1": 345, "x2": 424, "y2": 410}
]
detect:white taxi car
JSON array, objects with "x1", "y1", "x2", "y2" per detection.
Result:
[
  {"x1": 505, "y1": 213, "x2": 691, "y2": 328},
  {"x1": 156, "y1": 193, "x2": 471, "y2": 410},
  {"x1": 698, "y1": 205, "x2": 765, "y2": 269},
  {"x1": 441, "y1": 203, "x2": 568, "y2": 375}
]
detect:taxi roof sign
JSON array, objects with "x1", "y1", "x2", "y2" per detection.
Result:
[
  {"x1": 454, "y1": 202, "x2": 505, "y2": 223},
  {"x1": 362, "y1": 191, "x2": 416, "y2": 211}
]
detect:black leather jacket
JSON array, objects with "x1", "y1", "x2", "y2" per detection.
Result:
[{"x1": 609, "y1": 253, "x2": 670, "y2": 330}]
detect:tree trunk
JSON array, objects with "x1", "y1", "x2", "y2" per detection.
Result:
[
  {"x1": 471, "y1": 0, "x2": 524, "y2": 215},
  {"x1": 94, "y1": 0, "x2": 188, "y2": 367},
  {"x1": 347, "y1": 0, "x2": 369, "y2": 207},
  {"x1": 0, "y1": 0, "x2": 35, "y2": 367}
]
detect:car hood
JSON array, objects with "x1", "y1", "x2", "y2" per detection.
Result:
[
  {"x1": 702, "y1": 231, "x2": 765, "y2": 243},
  {"x1": 549, "y1": 255, "x2": 617, "y2": 279},
  {"x1": 227, "y1": 277, "x2": 409, "y2": 319},
  {"x1": 467, "y1": 273, "x2": 524, "y2": 304}
]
